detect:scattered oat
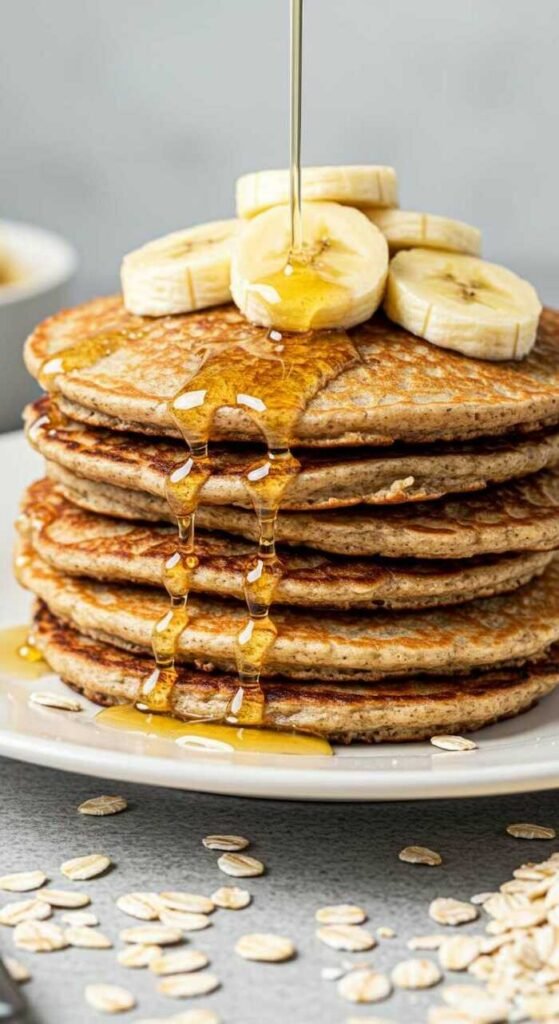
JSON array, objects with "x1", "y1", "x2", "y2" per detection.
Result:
[
  {"x1": 159, "y1": 893, "x2": 214, "y2": 915},
  {"x1": 235, "y1": 933, "x2": 295, "y2": 962},
  {"x1": 438, "y1": 935, "x2": 480, "y2": 971},
  {"x1": 13, "y1": 920, "x2": 68, "y2": 952},
  {"x1": 159, "y1": 910, "x2": 211, "y2": 932},
  {"x1": 376, "y1": 927, "x2": 395, "y2": 939},
  {"x1": 391, "y1": 958, "x2": 442, "y2": 989},
  {"x1": 78, "y1": 795, "x2": 128, "y2": 816},
  {"x1": 217, "y1": 853, "x2": 264, "y2": 878},
  {"x1": 150, "y1": 948, "x2": 209, "y2": 976},
  {"x1": 60, "y1": 910, "x2": 98, "y2": 927},
  {"x1": 521, "y1": 993, "x2": 559, "y2": 1019},
  {"x1": 61, "y1": 853, "x2": 111, "y2": 881},
  {"x1": 116, "y1": 893, "x2": 161, "y2": 921},
  {"x1": 316, "y1": 924, "x2": 376, "y2": 952},
  {"x1": 407, "y1": 934, "x2": 445, "y2": 951},
  {"x1": 315, "y1": 904, "x2": 366, "y2": 925},
  {"x1": 430, "y1": 735, "x2": 477, "y2": 751},
  {"x1": 29, "y1": 691, "x2": 83, "y2": 712},
  {"x1": 202, "y1": 835, "x2": 249, "y2": 852},
  {"x1": 337, "y1": 968, "x2": 391, "y2": 1004},
  {"x1": 345, "y1": 1019, "x2": 394, "y2": 1024},
  {"x1": 65, "y1": 926, "x2": 112, "y2": 949},
  {"x1": 0, "y1": 899, "x2": 52, "y2": 926},
  {"x1": 442, "y1": 984, "x2": 510, "y2": 1022},
  {"x1": 0, "y1": 871, "x2": 47, "y2": 893},
  {"x1": 399, "y1": 845, "x2": 442, "y2": 866},
  {"x1": 117, "y1": 944, "x2": 161, "y2": 968},
  {"x1": 85, "y1": 982, "x2": 135, "y2": 1013},
  {"x1": 2, "y1": 956, "x2": 30, "y2": 983},
  {"x1": 428, "y1": 1009, "x2": 477, "y2": 1024},
  {"x1": 429, "y1": 898, "x2": 479, "y2": 926},
  {"x1": 120, "y1": 924, "x2": 183, "y2": 945},
  {"x1": 37, "y1": 888, "x2": 90, "y2": 908},
  {"x1": 210, "y1": 886, "x2": 251, "y2": 910},
  {"x1": 321, "y1": 965, "x2": 345, "y2": 981},
  {"x1": 157, "y1": 971, "x2": 220, "y2": 998},
  {"x1": 506, "y1": 823, "x2": 556, "y2": 840},
  {"x1": 470, "y1": 892, "x2": 496, "y2": 905}
]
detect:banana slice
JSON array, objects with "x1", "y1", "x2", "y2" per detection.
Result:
[
  {"x1": 364, "y1": 209, "x2": 481, "y2": 256},
  {"x1": 384, "y1": 248, "x2": 542, "y2": 361},
  {"x1": 230, "y1": 201, "x2": 388, "y2": 332},
  {"x1": 121, "y1": 219, "x2": 239, "y2": 316},
  {"x1": 236, "y1": 166, "x2": 398, "y2": 219}
]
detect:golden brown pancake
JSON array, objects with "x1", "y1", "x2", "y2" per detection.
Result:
[
  {"x1": 21, "y1": 480, "x2": 553, "y2": 611},
  {"x1": 24, "y1": 299, "x2": 559, "y2": 446},
  {"x1": 25, "y1": 399, "x2": 559, "y2": 510},
  {"x1": 32, "y1": 604, "x2": 559, "y2": 743},
  {"x1": 16, "y1": 539, "x2": 559, "y2": 683},
  {"x1": 49, "y1": 461, "x2": 559, "y2": 560}
]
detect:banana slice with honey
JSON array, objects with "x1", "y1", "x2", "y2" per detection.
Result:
[
  {"x1": 230, "y1": 201, "x2": 389, "y2": 332},
  {"x1": 365, "y1": 209, "x2": 481, "y2": 256},
  {"x1": 121, "y1": 219, "x2": 239, "y2": 316},
  {"x1": 384, "y1": 248, "x2": 541, "y2": 361},
  {"x1": 236, "y1": 166, "x2": 398, "y2": 219}
]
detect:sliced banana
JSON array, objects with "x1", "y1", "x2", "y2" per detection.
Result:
[
  {"x1": 236, "y1": 166, "x2": 398, "y2": 219},
  {"x1": 230, "y1": 201, "x2": 388, "y2": 332},
  {"x1": 384, "y1": 248, "x2": 541, "y2": 361},
  {"x1": 364, "y1": 209, "x2": 481, "y2": 256},
  {"x1": 121, "y1": 219, "x2": 239, "y2": 317}
]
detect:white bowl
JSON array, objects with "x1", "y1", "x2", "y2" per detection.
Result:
[{"x1": 0, "y1": 220, "x2": 77, "y2": 432}]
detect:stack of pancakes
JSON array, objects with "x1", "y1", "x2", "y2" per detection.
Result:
[{"x1": 14, "y1": 297, "x2": 559, "y2": 742}]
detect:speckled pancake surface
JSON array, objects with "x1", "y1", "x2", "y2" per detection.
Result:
[
  {"x1": 32, "y1": 605, "x2": 559, "y2": 743},
  {"x1": 24, "y1": 298, "x2": 559, "y2": 446},
  {"x1": 49, "y1": 461, "x2": 559, "y2": 560},
  {"x1": 25, "y1": 400, "x2": 559, "y2": 510},
  {"x1": 21, "y1": 480, "x2": 553, "y2": 611},
  {"x1": 17, "y1": 539, "x2": 559, "y2": 683}
]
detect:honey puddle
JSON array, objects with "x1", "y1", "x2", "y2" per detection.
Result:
[
  {"x1": 97, "y1": 704, "x2": 332, "y2": 756},
  {"x1": 0, "y1": 626, "x2": 49, "y2": 680}
]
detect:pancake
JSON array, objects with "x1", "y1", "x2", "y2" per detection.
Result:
[
  {"x1": 24, "y1": 298, "x2": 559, "y2": 446},
  {"x1": 32, "y1": 604, "x2": 559, "y2": 743},
  {"x1": 16, "y1": 539, "x2": 559, "y2": 683},
  {"x1": 21, "y1": 480, "x2": 553, "y2": 611},
  {"x1": 25, "y1": 400, "x2": 559, "y2": 510},
  {"x1": 49, "y1": 462, "x2": 559, "y2": 561}
]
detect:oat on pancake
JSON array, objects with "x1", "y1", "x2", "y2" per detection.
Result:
[
  {"x1": 48, "y1": 461, "x2": 559, "y2": 560},
  {"x1": 16, "y1": 539, "x2": 559, "y2": 683},
  {"x1": 32, "y1": 604, "x2": 559, "y2": 743},
  {"x1": 25, "y1": 399, "x2": 559, "y2": 509},
  {"x1": 21, "y1": 480, "x2": 554, "y2": 611},
  {"x1": 24, "y1": 299, "x2": 559, "y2": 446}
]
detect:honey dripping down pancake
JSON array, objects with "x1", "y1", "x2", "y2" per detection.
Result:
[{"x1": 35, "y1": 321, "x2": 362, "y2": 728}]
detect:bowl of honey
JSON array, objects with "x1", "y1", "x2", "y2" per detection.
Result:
[{"x1": 0, "y1": 220, "x2": 77, "y2": 432}]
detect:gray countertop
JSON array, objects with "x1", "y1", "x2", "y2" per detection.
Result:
[{"x1": 2, "y1": 754, "x2": 558, "y2": 1024}]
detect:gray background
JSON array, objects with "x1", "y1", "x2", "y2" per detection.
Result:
[
  {"x1": 2, "y1": 4, "x2": 559, "y2": 1022},
  {"x1": 1, "y1": 0, "x2": 558, "y2": 304}
]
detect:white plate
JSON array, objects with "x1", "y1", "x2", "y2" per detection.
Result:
[{"x1": 2, "y1": 431, "x2": 559, "y2": 801}]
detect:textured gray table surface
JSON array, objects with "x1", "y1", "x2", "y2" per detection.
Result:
[{"x1": 1, "y1": 754, "x2": 558, "y2": 1024}]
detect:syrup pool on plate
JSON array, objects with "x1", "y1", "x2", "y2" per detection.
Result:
[
  {"x1": 0, "y1": 625, "x2": 49, "y2": 680},
  {"x1": 96, "y1": 705, "x2": 332, "y2": 756}
]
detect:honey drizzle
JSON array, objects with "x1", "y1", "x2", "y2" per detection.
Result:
[{"x1": 138, "y1": 330, "x2": 360, "y2": 724}]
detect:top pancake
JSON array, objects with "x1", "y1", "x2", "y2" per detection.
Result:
[{"x1": 24, "y1": 297, "x2": 559, "y2": 447}]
